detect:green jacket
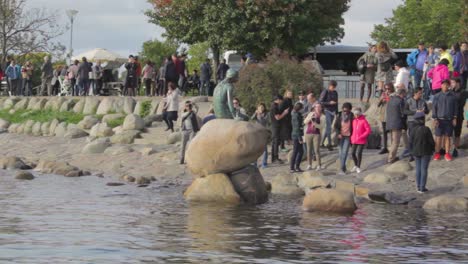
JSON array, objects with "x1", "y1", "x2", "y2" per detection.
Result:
[{"x1": 291, "y1": 111, "x2": 304, "y2": 140}]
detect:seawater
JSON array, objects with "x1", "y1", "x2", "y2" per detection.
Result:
[{"x1": 1, "y1": 170, "x2": 468, "y2": 263}]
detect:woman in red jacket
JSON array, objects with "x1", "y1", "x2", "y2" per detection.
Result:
[{"x1": 350, "y1": 107, "x2": 372, "y2": 173}]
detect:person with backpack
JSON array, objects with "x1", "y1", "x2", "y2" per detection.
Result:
[
  {"x1": 376, "y1": 41, "x2": 398, "y2": 93},
  {"x1": 350, "y1": 107, "x2": 371, "y2": 173},
  {"x1": 357, "y1": 45, "x2": 377, "y2": 103},
  {"x1": 334, "y1": 102, "x2": 354, "y2": 175},
  {"x1": 410, "y1": 112, "x2": 435, "y2": 193},
  {"x1": 319, "y1": 80, "x2": 339, "y2": 151},
  {"x1": 251, "y1": 103, "x2": 269, "y2": 168},
  {"x1": 180, "y1": 101, "x2": 199, "y2": 164}
]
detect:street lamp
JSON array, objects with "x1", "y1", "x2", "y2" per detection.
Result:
[{"x1": 66, "y1": 9, "x2": 78, "y2": 65}]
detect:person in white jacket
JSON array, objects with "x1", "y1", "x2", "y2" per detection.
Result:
[
  {"x1": 163, "y1": 82, "x2": 180, "y2": 132},
  {"x1": 394, "y1": 60, "x2": 410, "y2": 91}
]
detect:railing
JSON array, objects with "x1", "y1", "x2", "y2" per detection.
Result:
[{"x1": 322, "y1": 75, "x2": 371, "y2": 99}]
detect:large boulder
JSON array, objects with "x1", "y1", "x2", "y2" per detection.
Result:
[
  {"x1": 122, "y1": 114, "x2": 145, "y2": 131},
  {"x1": 384, "y1": 161, "x2": 413, "y2": 174},
  {"x1": 0, "y1": 156, "x2": 30, "y2": 170},
  {"x1": 31, "y1": 122, "x2": 42, "y2": 136},
  {"x1": 14, "y1": 98, "x2": 29, "y2": 110},
  {"x1": 31, "y1": 98, "x2": 47, "y2": 111},
  {"x1": 102, "y1": 113, "x2": 125, "y2": 124},
  {"x1": 77, "y1": 116, "x2": 99, "y2": 130},
  {"x1": 15, "y1": 171, "x2": 35, "y2": 180},
  {"x1": 167, "y1": 132, "x2": 181, "y2": 144},
  {"x1": 35, "y1": 160, "x2": 81, "y2": 176},
  {"x1": 302, "y1": 189, "x2": 357, "y2": 214},
  {"x1": 183, "y1": 173, "x2": 241, "y2": 205},
  {"x1": 110, "y1": 130, "x2": 141, "y2": 144},
  {"x1": 296, "y1": 171, "x2": 331, "y2": 191},
  {"x1": 16, "y1": 123, "x2": 25, "y2": 134},
  {"x1": 64, "y1": 128, "x2": 88, "y2": 139},
  {"x1": 186, "y1": 119, "x2": 269, "y2": 177},
  {"x1": 26, "y1": 97, "x2": 39, "y2": 110},
  {"x1": 40, "y1": 122, "x2": 51, "y2": 136},
  {"x1": 8, "y1": 123, "x2": 19, "y2": 133},
  {"x1": 363, "y1": 172, "x2": 391, "y2": 184},
  {"x1": 82, "y1": 141, "x2": 111, "y2": 154},
  {"x1": 82, "y1": 97, "x2": 100, "y2": 115},
  {"x1": 423, "y1": 195, "x2": 468, "y2": 212},
  {"x1": 229, "y1": 165, "x2": 269, "y2": 205},
  {"x1": 73, "y1": 98, "x2": 85, "y2": 113},
  {"x1": 90, "y1": 123, "x2": 114, "y2": 138},
  {"x1": 60, "y1": 99, "x2": 75, "y2": 112},
  {"x1": 54, "y1": 122, "x2": 68, "y2": 137},
  {"x1": 49, "y1": 119, "x2": 60, "y2": 136},
  {"x1": 271, "y1": 174, "x2": 305, "y2": 196},
  {"x1": 49, "y1": 97, "x2": 66, "y2": 111},
  {"x1": 123, "y1": 97, "x2": 136, "y2": 114},
  {"x1": 3, "y1": 97, "x2": 20, "y2": 109},
  {"x1": 149, "y1": 99, "x2": 160, "y2": 115},
  {"x1": 96, "y1": 98, "x2": 114, "y2": 115},
  {"x1": 23, "y1": 120, "x2": 35, "y2": 135},
  {"x1": 0, "y1": 118, "x2": 10, "y2": 129},
  {"x1": 104, "y1": 145, "x2": 133, "y2": 155}
]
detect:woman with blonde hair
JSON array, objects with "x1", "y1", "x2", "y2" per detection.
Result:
[{"x1": 376, "y1": 41, "x2": 398, "y2": 93}]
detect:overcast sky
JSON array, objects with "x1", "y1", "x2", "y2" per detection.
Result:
[{"x1": 28, "y1": 0, "x2": 402, "y2": 57}]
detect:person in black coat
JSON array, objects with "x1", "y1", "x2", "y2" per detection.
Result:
[
  {"x1": 386, "y1": 88, "x2": 407, "y2": 163},
  {"x1": 410, "y1": 112, "x2": 435, "y2": 193},
  {"x1": 279, "y1": 89, "x2": 294, "y2": 151}
]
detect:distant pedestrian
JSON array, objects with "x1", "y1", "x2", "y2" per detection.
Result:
[
  {"x1": 200, "y1": 59, "x2": 212, "y2": 96},
  {"x1": 350, "y1": 107, "x2": 371, "y2": 173},
  {"x1": 377, "y1": 83, "x2": 395, "y2": 154},
  {"x1": 439, "y1": 44, "x2": 453, "y2": 73},
  {"x1": 93, "y1": 61, "x2": 103, "y2": 95},
  {"x1": 394, "y1": 60, "x2": 410, "y2": 91},
  {"x1": 216, "y1": 59, "x2": 230, "y2": 81},
  {"x1": 290, "y1": 102, "x2": 304, "y2": 173},
  {"x1": 162, "y1": 82, "x2": 180, "y2": 132},
  {"x1": 142, "y1": 60, "x2": 154, "y2": 96},
  {"x1": 358, "y1": 45, "x2": 377, "y2": 103},
  {"x1": 40, "y1": 56, "x2": 53, "y2": 96},
  {"x1": 77, "y1": 57, "x2": 92, "y2": 96},
  {"x1": 270, "y1": 95, "x2": 289, "y2": 164},
  {"x1": 156, "y1": 58, "x2": 167, "y2": 96},
  {"x1": 251, "y1": 103, "x2": 269, "y2": 168},
  {"x1": 407, "y1": 42, "x2": 427, "y2": 88},
  {"x1": 427, "y1": 59, "x2": 450, "y2": 95},
  {"x1": 450, "y1": 78, "x2": 467, "y2": 157},
  {"x1": 386, "y1": 88, "x2": 407, "y2": 164},
  {"x1": 5, "y1": 59, "x2": 21, "y2": 96},
  {"x1": 280, "y1": 89, "x2": 294, "y2": 151},
  {"x1": 68, "y1": 60, "x2": 79, "y2": 96},
  {"x1": 410, "y1": 112, "x2": 435, "y2": 193},
  {"x1": 21, "y1": 61, "x2": 33, "y2": 96},
  {"x1": 180, "y1": 101, "x2": 199, "y2": 164},
  {"x1": 404, "y1": 87, "x2": 429, "y2": 162},
  {"x1": 304, "y1": 103, "x2": 325, "y2": 171},
  {"x1": 376, "y1": 41, "x2": 398, "y2": 92},
  {"x1": 164, "y1": 56, "x2": 178, "y2": 91},
  {"x1": 422, "y1": 45, "x2": 439, "y2": 100},
  {"x1": 335, "y1": 102, "x2": 354, "y2": 175},
  {"x1": 319, "y1": 80, "x2": 338, "y2": 150},
  {"x1": 451, "y1": 43, "x2": 463, "y2": 78},
  {"x1": 125, "y1": 55, "x2": 138, "y2": 97},
  {"x1": 432, "y1": 79, "x2": 458, "y2": 161}
]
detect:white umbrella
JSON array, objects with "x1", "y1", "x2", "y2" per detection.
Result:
[{"x1": 71, "y1": 48, "x2": 126, "y2": 64}]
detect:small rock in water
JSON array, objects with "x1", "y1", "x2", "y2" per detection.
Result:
[
  {"x1": 136, "y1": 176, "x2": 151, "y2": 185},
  {"x1": 65, "y1": 170, "x2": 83, "y2": 177},
  {"x1": 121, "y1": 175, "x2": 135, "y2": 183},
  {"x1": 368, "y1": 191, "x2": 416, "y2": 205},
  {"x1": 15, "y1": 171, "x2": 35, "y2": 180},
  {"x1": 106, "y1": 182, "x2": 125, "y2": 186},
  {"x1": 137, "y1": 184, "x2": 149, "y2": 188}
]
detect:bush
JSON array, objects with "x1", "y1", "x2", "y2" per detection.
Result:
[
  {"x1": 139, "y1": 100, "x2": 152, "y2": 117},
  {"x1": 235, "y1": 49, "x2": 322, "y2": 114}
]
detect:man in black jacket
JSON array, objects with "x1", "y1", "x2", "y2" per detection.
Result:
[
  {"x1": 386, "y1": 88, "x2": 407, "y2": 163},
  {"x1": 319, "y1": 80, "x2": 339, "y2": 150}
]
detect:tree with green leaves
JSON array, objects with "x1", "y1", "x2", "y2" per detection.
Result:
[
  {"x1": 371, "y1": 0, "x2": 467, "y2": 48},
  {"x1": 185, "y1": 42, "x2": 210, "y2": 75},
  {"x1": 146, "y1": 0, "x2": 349, "y2": 71},
  {"x1": 139, "y1": 39, "x2": 179, "y2": 66}
]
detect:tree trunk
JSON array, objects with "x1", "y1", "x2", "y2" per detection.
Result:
[{"x1": 212, "y1": 45, "x2": 220, "y2": 84}]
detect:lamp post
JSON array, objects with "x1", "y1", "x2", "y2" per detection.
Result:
[{"x1": 66, "y1": 10, "x2": 78, "y2": 65}]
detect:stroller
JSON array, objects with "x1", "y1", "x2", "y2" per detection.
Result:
[{"x1": 58, "y1": 76, "x2": 72, "y2": 96}]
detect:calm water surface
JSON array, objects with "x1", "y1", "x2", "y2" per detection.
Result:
[{"x1": 1, "y1": 170, "x2": 468, "y2": 263}]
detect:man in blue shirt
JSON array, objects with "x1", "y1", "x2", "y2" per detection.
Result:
[
  {"x1": 5, "y1": 59, "x2": 21, "y2": 96},
  {"x1": 407, "y1": 42, "x2": 428, "y2": 89}
]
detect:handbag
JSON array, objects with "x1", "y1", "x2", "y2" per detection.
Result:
[{"x1": 357, "y1": 58, "x2": 367, "y2": 74}]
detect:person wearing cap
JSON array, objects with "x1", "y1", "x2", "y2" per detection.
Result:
[
  {"x1": 270, "y1": 95, "x2": 289, "y2": 164},
  {"x1": 432, "y1": 79, "x2": 458, "y2": 161},
  {"x1": 334, "y1": 102, "x2": 354, "y2": 175},
  {"x1": 427, "y1": 59, "x2": 450, "y2": 95},
  {"x1": 386, "y1": 88, "x2": 407, "y2": 164},
  {"x1": 410, "y1": 111, "x2": 435, "y2": 193},
  {"x1": 394, "y1": 60, "x2": 410, "y2": 91},
  {"x1": 213, "y1": 69, "x2": 238, "y2": 119},
  {"x1": 407, "y1": 42, "x2": 428, "y2": 88},
  {"x1": 404, "y1": 87, "x2": 429, "y2": 162}
]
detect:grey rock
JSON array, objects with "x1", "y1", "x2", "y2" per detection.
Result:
[
  {"x1": 15, "y1": 171, "x2": 34, "y2": 180},
  {"x1": 64, "y1": 128, "x2": 88, "y2": 139}
]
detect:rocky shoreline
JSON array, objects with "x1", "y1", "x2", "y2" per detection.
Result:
[{"x1": 1, "y1": 96, "x2": 468, "y2": 213}]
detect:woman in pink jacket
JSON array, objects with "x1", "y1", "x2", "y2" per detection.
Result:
[
  {"x1": 350, "y1": 107, "x2": 371, "y2": 173},
  {"x1": 427, "y1": 59, "x2": 450, "y2": 95}
]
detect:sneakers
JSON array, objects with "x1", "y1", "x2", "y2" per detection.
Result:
[
  {"x1": 356, "y1": 167, "x2": 362, "y2": 174},
  {"x1": 351, "y1": 166, "x2": 358, "y2": 173},
  {"x1": 290, "y1": 169, "x2": 296, "y2": 173},
  {"x1": 306, "y1": 165, "x2": 312, "y2": 170},
  {"x1": 338, "y1": 171, "x2": 346, "y2": 176},
  {"x1": 315, "y1": 165, "x2": 323, "y2": 171},
  {"x1": 445, "y1": 153, "x2": 453, "y2": 161},
  {"x1": 295, "y1": 168, "x2": 303, "y2": 173},
  {"x1": 433, "y1": 152, "x2": 441, "y2": 161},
  {"x1": 272, "y1": 159, "x2": 284, "y2": 164},
  {"x1": 452, "y1": 148, "x2": 459, "y2": 158}
]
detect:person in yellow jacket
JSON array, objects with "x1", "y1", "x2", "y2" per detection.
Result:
[{"x1": 439, "y1": 44, "x2": 454, "y2": 72}]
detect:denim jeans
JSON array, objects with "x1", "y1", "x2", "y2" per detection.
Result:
[
  {"x1": 290, "y1": 138, "x2": 304, "y2": 170},
  {"x1": 261, "y1": 146, "x2": 268, "y2": 167},
  {"x1": 339, "y1": 136, "x2": 351, "y2": 171},
  {"x1": 200, "y1": 80, "x2": 210, "y2": 96},
  {"x1": 271, "y1": 126, "x2": 280, "y2": 162},
  {"x1": 323, "y1": 110, "x2": 335, "y2": 146},
  {"x1": 78, "y1": 79, "x2": 89, "y2": 96},
  {"x1": 415, "y1": 155, "x2": 431, "y2": 190},
  {"x1": 414, "y1": 70, "x2": 423, "y2": 88},
  {"x1": 23, "y1": 79, "x2": 32, "y2": 96}
]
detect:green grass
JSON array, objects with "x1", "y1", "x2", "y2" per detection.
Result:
[
  {"x1": 106, "y1": 117, "x2": 125, "y2": 128},
  {"x1": 139, "y1": 100, "x2": 152, "y2": 118},
  {"x1": 0, "y1": 109, "x2": 85, "y2": 124}
]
